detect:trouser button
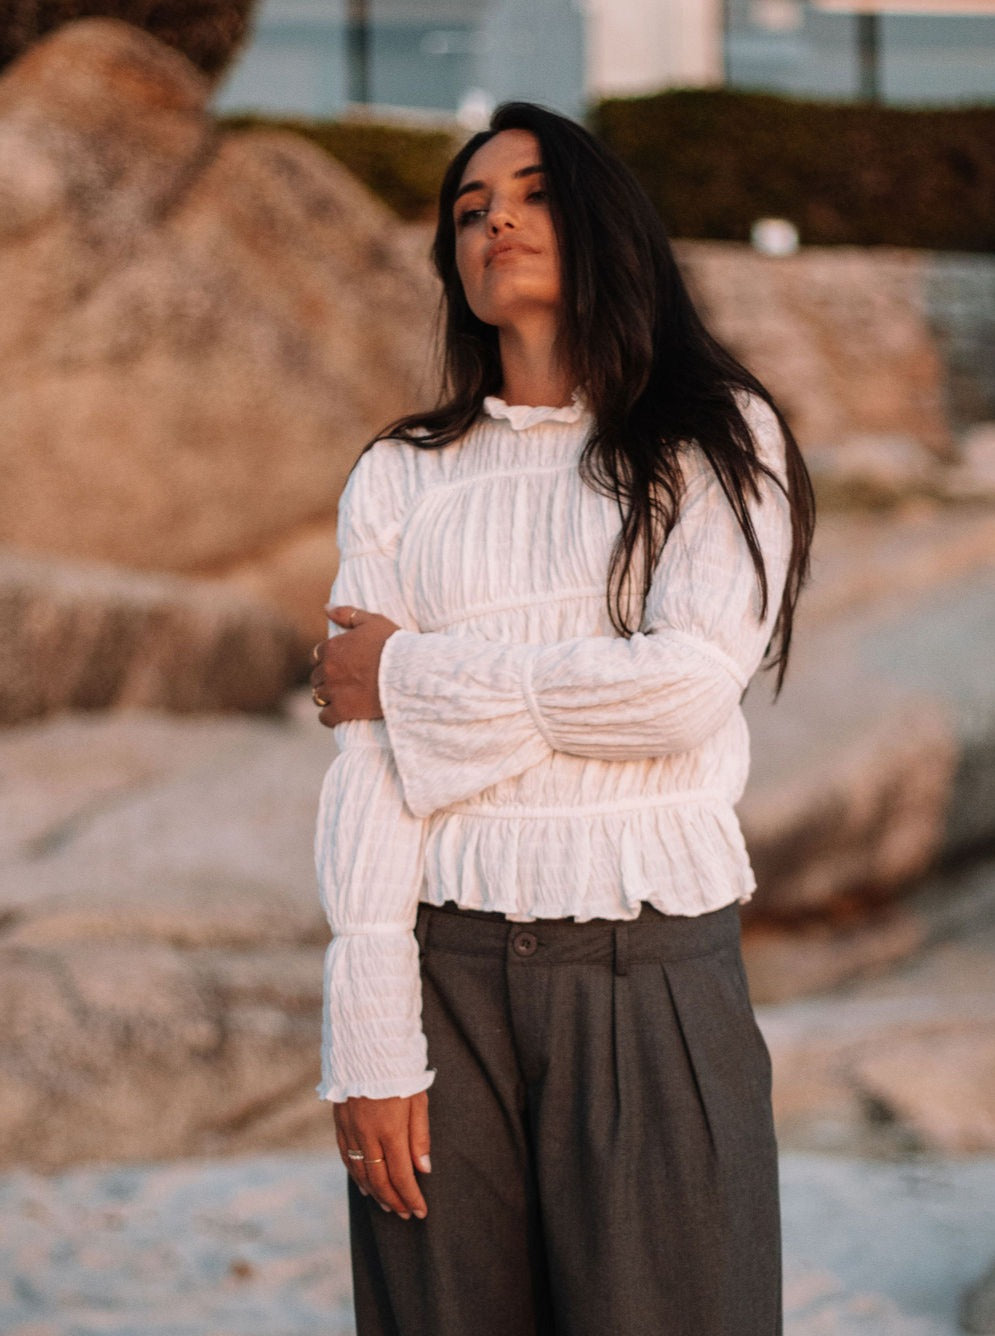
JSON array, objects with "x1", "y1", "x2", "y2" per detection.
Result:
[{"x1": 512, "y1": 931, "x2": 538, "y2": 957}]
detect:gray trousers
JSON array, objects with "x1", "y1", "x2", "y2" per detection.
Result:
[{"x1": 348, "y1": 898, "x2": 783, "y2": 1336}]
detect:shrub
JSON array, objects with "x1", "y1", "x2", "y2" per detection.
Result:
[
  {"x1": 591, "y1": 88, "x2": 995, "y2": 252},
  {"x1": 218, "y1": 114, "x2": 458, "y2": 221}
]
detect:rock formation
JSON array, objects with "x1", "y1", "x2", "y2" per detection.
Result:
[
  {"x1": 3, "y1": 497, "x2": 995, "y2": 1168},
  {"x1": 739, "y1": 503, "x2": 995, "y2": 931},
  {"x1": 0, "y1": 19, "x2": 438, "y2": 647},
  {"x1": 2, "y1": 20, "x2": 992, "y2": 664},
  {"x1": 0, "y1": 549, "x2": 302, "y2": 723},
  {"x1": 0, "y1": 705, "x2": 333, "y2": 1169}
]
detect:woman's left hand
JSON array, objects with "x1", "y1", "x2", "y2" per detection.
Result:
[{"x1": 310, "y1": 605, "x2": 400, "y2": 728}]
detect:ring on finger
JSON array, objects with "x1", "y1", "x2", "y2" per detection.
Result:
[
  {"x1": 312, "y1": 686, "x2": 330, "y2": 708},
  {"x1": 310, "y1": 642, "x2": 322, "y2": 665},
  {"x1": 364, "y1": 1156, "x2": 385, "y2": 1165},
  {"x1": 346, "y1": 1149, "x2": 364, "y2": 1161}
]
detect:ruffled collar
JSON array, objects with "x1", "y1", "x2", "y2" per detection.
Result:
[{"x1": 481, "y1": 390, "x2": 587, "y2": 432}]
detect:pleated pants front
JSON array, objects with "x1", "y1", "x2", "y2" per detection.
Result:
[{"x1": 348, "y1": 898, "x2": 783, "y2": 1336}]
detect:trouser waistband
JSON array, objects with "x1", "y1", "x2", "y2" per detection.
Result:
[{"x1": 414, "y1": 898, "x2": 741, "y2": 974}]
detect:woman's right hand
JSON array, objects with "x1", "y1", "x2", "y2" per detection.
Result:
[{"x1": 333, "y1": 1091, "x2": 431, "y2": 1219}]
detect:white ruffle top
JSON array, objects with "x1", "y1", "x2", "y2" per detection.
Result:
[{"x1": 314, "y1": 389, "x2": 792, "y2": 1102}]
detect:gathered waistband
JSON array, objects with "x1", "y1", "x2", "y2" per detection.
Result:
[
  {"x1": 444, "y1": 787, "x2": 729, "y2": 819},
  {"x1": 414, "y1": 897, "x2": 741, "y2": 972}
]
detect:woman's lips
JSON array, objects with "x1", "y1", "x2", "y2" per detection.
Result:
[{"x1": 485, "y1": 241, "x2": 538, "y2": 266}]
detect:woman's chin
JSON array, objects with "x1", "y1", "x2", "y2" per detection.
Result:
[{"x1": 472, "y1": 289, "x2": 562, "y2": 329}]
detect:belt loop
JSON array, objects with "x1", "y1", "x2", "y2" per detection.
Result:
[
  {"x1": 613, "y1": 921, "x2": 629, "y2": 977},
  {"x1": 414, "y1": 905, "x2": 430, "y2": 953}
]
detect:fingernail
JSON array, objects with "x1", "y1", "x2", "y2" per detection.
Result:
[
  {"x1": 359, "y1": 1186, "x2": 369, "y2": 1197},
  {"x1": 399, "y1": 1212, "x2": 411, "y2": 1220},
  {"x1": 417, "y1": 1154, "x2": 431, "y2": 1173},
  {"x1": 414, "y1": 1208, "x2": 427, "y2": 1220},
  {"x1": 380, "y1": 1203, "x2": 390, "y2": 1213}
]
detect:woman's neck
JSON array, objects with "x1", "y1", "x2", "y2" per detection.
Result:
[{"x1": 497, "y1": 322, "x2": 573, "y2": 408}]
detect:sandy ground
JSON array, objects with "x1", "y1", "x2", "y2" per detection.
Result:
[{"x1": 1, "y1": 1147, "x2": 992, "y2": 1335}]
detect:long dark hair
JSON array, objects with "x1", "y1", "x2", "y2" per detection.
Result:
[{"x1": 374, "y1": 101, "x2": 815, "y2": 696}]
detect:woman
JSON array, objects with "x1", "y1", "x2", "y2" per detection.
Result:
[{"x1": 310, "y1": 101, "x2": 815, "y2": 1336}]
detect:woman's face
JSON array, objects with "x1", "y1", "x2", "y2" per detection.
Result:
[{"x1": 452, "y1": 129, "x2": 561, "y2": 330}]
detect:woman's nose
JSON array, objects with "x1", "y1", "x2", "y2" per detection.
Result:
[{"x1": 487, "y1": 203, "x2": 517, "y2": 234}]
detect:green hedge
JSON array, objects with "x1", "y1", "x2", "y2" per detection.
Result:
[
  {"x1": 218, "y1": 114, "x2": 457, "y2": 220},
  {"x1": 591, "y1": 89, "x2": 995, "y2": 252},
  {"x1": 221, "y1": 93, "x2": 995, "y2": 250}
]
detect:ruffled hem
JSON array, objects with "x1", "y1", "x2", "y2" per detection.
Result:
[{"x1": 421, "y1": 800, "x2": 756, "y2": 923}]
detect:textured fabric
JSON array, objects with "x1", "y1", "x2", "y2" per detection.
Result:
[
  {"x1": 348, "y1": 898, "x2": 783, "y2": 1336},
  {"x1": 314, "y1": 390, "x2": 792, "y2": 1101}
]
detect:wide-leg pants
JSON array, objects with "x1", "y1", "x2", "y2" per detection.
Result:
[{"x1": 348, "y1": 898, "x2": 783, "y2": 1336}]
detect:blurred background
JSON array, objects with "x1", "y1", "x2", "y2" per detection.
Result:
[
  {"x1": 217, "y1": 0, "x2": 995, "y2": 120},
  {"x1": 0, "y1": 2, "x2": 994, "y2": 1333}
]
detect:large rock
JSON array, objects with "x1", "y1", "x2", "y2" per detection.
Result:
[
  {"x1": 0, "y1": 18, "x2": 437, "y2": 644},
  {"x1": 0, "y1": 708, "x2": 266, "y2": 863},
  {"x1": 740, "y1": 509, "x2": 995, "y2": 926},
  {"x1": 0, "y1": 704, "x2": 330, "y2": 948},
  {"x1": 755, "y1": 857, "x2": 995, "y2": 1156},
  {"x1": 0, "y1": 938, "x2": 330, "y2": 1167},
  {"x1": 794, "y1": 502, "x2": 995, "y2": 627},
  {"x1": 742, "y1": 669, "x2": 956, "y2": 920},
  {"x1": 0, "y1": 549, "x2": 302, "y2": 723},
  {"x1": 0, "y1": 704, "x2": 335, "y2": 1169},
  {"x1": 741, "y1": 853, "x2": 995, "y2": 1004}
]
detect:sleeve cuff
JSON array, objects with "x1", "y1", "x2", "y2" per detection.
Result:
[
  {"x1": 317, "y1": 928, "x2": 432, "y2": 1103},
  {"x1": 378, "y1": 628, "x2": 552, "y2": 816},
  {"x1": 520, "y1": 651, "x2": 558, "y2": 751},
  {"x1": 316, "y1": 1067, "x2": 436, "y2": 1104}
]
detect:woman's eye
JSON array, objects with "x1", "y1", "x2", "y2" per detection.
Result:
[
  {"x1": 527, "y1": 188, "x2": 548, "y2": 203},
  {"x1": 456, "y1": 207, "x2": 486, "y2": 228}
]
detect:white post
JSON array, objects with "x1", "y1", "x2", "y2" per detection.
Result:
[{"x1": 585, "y1": 0, "x2": 725, "y2": 99}]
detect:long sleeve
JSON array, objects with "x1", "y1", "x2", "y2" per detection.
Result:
[
  {"x1": 314, "y1": 444, "x2": 434, "y2": 1103},
  {"x1": 378, "y1": 393, "x2": 793, "y2": 819}
]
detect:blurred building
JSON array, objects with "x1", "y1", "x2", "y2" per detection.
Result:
[
  {"x1": 213, "y1": 0, "x2": 995, "y2": 120},
  {"x1": 728, "y1": 0, "x2": 995, "y2": 104}
]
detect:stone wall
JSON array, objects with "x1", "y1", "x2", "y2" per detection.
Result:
[
  {"x1": 677, "y1": 241, "x2": 995, "y2": 458},
  {"x1": 924, "y1": 254, "x2": 995, "y2": 431}
]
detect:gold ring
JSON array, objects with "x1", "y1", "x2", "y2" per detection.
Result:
[
  {"x1": 312, "y1": 687, "x2": 330, "y2": 708},
  {"x1": 310, "y1": 642, "x2": 322, "y2": 665},
  {"x1": 363, "y1": 1155, "x2": 385, "y2": 1165},
  {"x1": 348, "y1": 608, "x2": 359, "y2": 627}
]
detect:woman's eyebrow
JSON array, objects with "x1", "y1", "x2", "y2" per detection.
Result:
[{"x1": 454, "y1": 164, "x2": 545, "y2": 203}]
